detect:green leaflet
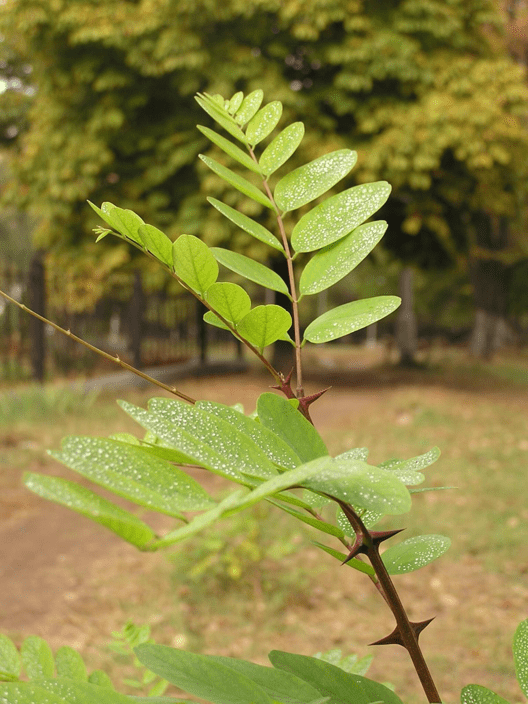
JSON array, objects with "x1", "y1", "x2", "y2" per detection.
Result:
[
  {"x1": 227, "y1": 91, "x2": 244, "y2": 115},
  {"x1": 246, "y1": 101, "x2": 283, "y2": 147},
  {"x1": 49, "y1": 436, "x2": 215, "y2": 515},
  {"x1": 237, "y1": 305, "x2": 293, "y2": 350},
  {"x1": 302, "y1": 458, "x2": 411, "y2": 516},
  {"x1": 268, "y1": 651, "x2": 404, "y2": 704},
  {"x1": 514, "y1": 620, "x2": 528, "y2": 698},
  {"x1": 172, "y1": 234, "x2": 219, "y2": 296},
  {"x1": 146, "y1": 397, "x2": 279, "y2": 479},
  {"x1": 259, "y1": 122, "x2": 305, "y2": 177},
  {"x1": 268, "y1": 500, "x2": 345, "y2": 539},
  {"x1": 381, "y1": 535, "x2": 451, "y2": 575},
  {"x1": 135, "y1": 645, "x2": 274, "y2": 704},
  {"x1": 137, "y1": 224, "x2": 173, "y2": 267},
  {"x1": 461, "y1": 685, "x2": 511, "y2": 704},
  {"x1": 291, "y1": 181, "x2": 392, "y2": 253},
  {"x1": 106, "y1": 206, "x2": 145, "y2": 245},
  {"x1": 196, "y1": 400, "x2": 302, "y2": 469},
  {"x1": 381, "y1": 447, "x2": 441, "y2": 473},
  {"x1": 204, "y1": 311, "x2": 230, "y2": 330},
  {"x1": 31, "y1": 678, "x2": 131, "y2": 704},
  {"x1": 335, "y1": 447, "x2": 369, "y2": 461},
  {"x1": 118, "y1": 401, "x2": 254, "y2": 483},
  {"x1": 88, "y1": 201, "x2": 120, "y2": 233},
  {"x1": 304, "y1": 296, "x2": 401, "y2": 344},
  {"x1": 195, "y1": 94, "x2": 248, "y2": 144},
  {"x1": 205, "y1": 282, "x2": 251, "y2": 324},
  {"x1": 199, "y1": 155, "x2": 273, "y2": 209},
  {"x1": 257, "y1": 393, "x2": 328, "y2": 463},
  {"x1": 21, "y1": 636, "x2": 54, "y2": 681},
  {"x1": 87, "y1": 670, "x2": 114, "y2": 689},
  {"x1": 311, "y1": 541, "x2": 375, "y2": 576},
  {"x1": 197, "y1": 125, "x2": 262, "y2": 174},
  {"x1": 55, "y1": 647, "x2": 88, "y2": 681},
  {"x1": 211, "y1": 247, "x2": 289, "y2": 295},
  {"x1": 313, "y1": 650, "x2": 373, "y2": 679},
  {"x1": 0, "y1": 634, "x2": 21, "y2": 681},
  {"x1": 234, "y1": 89, "x2": 264, "y2": 126},
  {"x1": 299, "y1": 221, "x2": 388, "y2": 296},
  {"x1": 24, "y1": 473, "x2": 156, "y2": 549},
  {"x1": 208, "y1": 197, "x2": 283, "y2": 251},
  {"x1": 274, "y1": 150, "x2": 357, "y2": 214},
  {"x1": 0, "y1": 682, "x2": 68, "y2": 704}
]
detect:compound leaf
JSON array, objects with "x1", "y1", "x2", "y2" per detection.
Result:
[
  {"x1": 237, "y1": 305, "x2": 292, "y2": 350},
  {"x1": 173, "y1": 234, "x2": 219, "y2": 296},
  {"x1": 299, "y1": 221, "x2": 388, "y2": 296},
  {"x1": 208, "y1": 197, "x2": 283, "y2": 251},
  {"x1": 291, "y1": 181, "x2": 391, "y2": 253},
  {"x1": 381, "y1": 535, "x2": 451, "y2": 575},
  {"x1": 304, "y1": 296, "x2": 401, "y2": 344},
  {"x1": 23, "y1": 473, "x2": 156, "y2": 549},
  {"x1": 199, "y1": 155, "x2": 273, "y2": 209},
  {"x1": 259, "y1": 122, "x2": 305, "y2": 177},
  {"x1": 212, "y1": 248, "x2": 289, "y2": 295},
  {"x1": 274, "y1": 150, "x2": 357, "y2": 214},
  {"x1": 246, "y1": 101, "x2": 283, "y2": 147}
]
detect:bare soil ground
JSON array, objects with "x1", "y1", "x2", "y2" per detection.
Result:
[{"x1": 1, "y1": 369, "x2": 528, "y2": 703}]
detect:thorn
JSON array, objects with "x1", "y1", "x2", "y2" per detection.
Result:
[
  {"x1": 370, "y1": 528, "x2": 405, "y2": 546},
  {"x1": 369, "y1": 618, "x2": 435, "y2": 648},
  {"x1": 342, "y1": 534, "x2": 366, "y2": 564},
  {"x1": 341, "y1": 529, "x2": 404, "y2": 565},
  {"x1": 271, "y1": 368, "x2": 296, "y2": 399},
  {"x1": 298, "y1": 386, "x2": 331, "y2": 412}
]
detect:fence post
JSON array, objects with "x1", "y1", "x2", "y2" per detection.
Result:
[
  {"x1": 195, "y1": 299, "x2": 207, "y2": 364},
  {"x1": 129, "y1": 271, "x2": 144, "y2": 368},
  {"x1": 28, "y1": 250, "x2": 46, "y2": 382}
]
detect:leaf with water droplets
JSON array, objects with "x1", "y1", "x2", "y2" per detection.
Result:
[
  {"x1": 274, "y1": 150, "x2": 357, "y2": 214},
  {"x1": 237, "y1": 305, "x2": 293, "y2": 350},
  {"x1": 268, "y1": 651, "x2": 404, "y2": 704},
  {"x1": 299, "y1": 221, "x2": 388, "y2": 296},
  {"x1": 381, "y1": 535, "x2": 451, "y2": 575},
  {"x1": 257, "y1": 393, "x2": 328, "y2": 463},
  {"x1": 514, "y1": 619, "x2": 528, "y2": 697},
  {"x1": 0, "y1": 682, "x2": 69, "y2": 704},
  {"x1": 291, "y1": 181, "x2": 391, "y2": 253},
  {"x1": 50, "y1": 437, "x2": 215, "y2": 515},
  {"x1": 461, "y1": 685, "x2": 510, "y2": 704},
  {"x1": 381, "y1": 447, "x2": 441, "y2": 474},
  {"x1": 0, "y1": 634, "x2": 21, "y2": 681},
  {"x1": 137, "y1": 224, "x2": 173, "y2": 267},
  {"x1": 227, "y1": 91, "x2": 244, "y2": 115},
  {"x1": 304, "y1": 296, "x2": 401, "y2": 344},
  {"x1": 212, "y1": 248, "x2": 289, "y2": 295},
  {"x1": 311, "y1": 542, "x2": 375, "y2": 576},
  {"x1": 335, "y1": 448, "x2": 369, "y2": 461},
  {"x1": 173, "y1": 235, "x2": 218, "y2": 296},
  {"x1": 196, "y1": 400, "x2": 302, "y2": 470},
  {"x1": 55, "y1": 647, "x2": 87, "y2": 682},
  {"x1": 205, "y1": 282, "x2": 251, "y2": 325},
  {"x1": 24, "y1": 472, "x2": 156, "y2": 549},
  {"x1": 36, "y1": 678, "x2": 133, "y2": 703},
  {"x1": 21, "y1": 636, "x2": 54, "y2": 681},
  {"x1": 208, "y1": 197, "x2": 283, "y2": 251},
  {"x1": 197, "y1": 126, "x2": 262, "y2": 174},
  {"x1": 147, "y1": 397, "x2": 279, "y2": 479},
  {"x1": 235, "y1": 89, "x2": 264, "y2": 126},
  {"x1": 195, "y1": 94, "x2": 248, "y2": 144},
  {"x1": 259, "y1": 122, "x2": 305, "y2": 177},
  {"x1": 303, "y1": 458, "x2": 411, "y2": 516},
  {"x1": 246, "y1": 101, "x2": 283, "y2": 147},
  {"x1": 199, "y1": 155, "x2": 273, "y2": 209}
]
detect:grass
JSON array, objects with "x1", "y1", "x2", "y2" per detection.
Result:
[{"x1": 1, "y1": 349, "x2": 528, "y2": 702}]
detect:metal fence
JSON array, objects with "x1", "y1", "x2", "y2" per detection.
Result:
[{"x1": 0, "y1": 252, "x2": 241, "y2": 383}]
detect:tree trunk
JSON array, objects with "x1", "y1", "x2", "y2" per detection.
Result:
[
  {"x1": 396, "y1": 266, "x2": 418, "y2": 367},
  {"x1": 270, "y1": 256, "x2": 295, "y2": 376},
  {"x1": 469, "y1": 214, "x2": 511, "y2": 360}
]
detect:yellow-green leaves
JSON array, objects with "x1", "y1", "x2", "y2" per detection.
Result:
[
  {"x1": 260, "y1": 122, "x2": 305, "y2": 176},
  {"x1": 0, "y1": 634, "x2": 21, "y2": 681},
  {"x1": 212, "y1": 248, "x2": 290, "y2": 295},
  {"x1": 381, "y1": 535, "x2": 451, "y2": 574},
  {"x1": 291, "y1": 182, "x2": 392, "y2": 253},
  {"x1": 199, "y1": 154, "x2": 273, "y2": 209},
  {"x1": 274, "y1": 150, "x2": 357, "y2": 213},
  {"x1": 234, "y1": 89, "x2": 264, "y2": 126},
  {"x1": 205, "y1": 282, "x2": 251, "y2": 325},
  {"x1": 197, "y1": 125, "x2": 262, "y2": 174},
  {"x1": 137, "y1": 223, "x2": 173, "y2": 267},
  {"x1": 514, "y1": 620, "x2": 528, "y2": 699},
  {"x1": 21, "y1": 637, "x2": 54, "y2": 681},
  {"x1": 246, "y1": 101, "x2": 283, "y2": 147},
  {"x1": 304, "y1": 296, "x2": 401, "y2": 344},
  {"x1": 236, "y1": 305, "x2": 292, "y2": 351},
  {"x1": 173, "y1": 234, "x2": 219, "y2": 295},
  {"x1": 208, "y1": 198, "x2": 283, "y2": 251},
  {"x1": 55, "y1": 647, "x2": 88, "y2": 682},
  {"x1": 461, "y1": 685, "x2": 510, "y2": 704},
  {"x1": 195, "y1": 93, "x2": 248, "y2": 144},
  {"x1": 299, "y1": 221, "x2": 388, "y2": 296}
]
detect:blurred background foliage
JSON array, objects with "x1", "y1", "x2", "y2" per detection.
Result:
[{"x1": 0, "y1": 0, "x2": 527, "y2": 355}]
